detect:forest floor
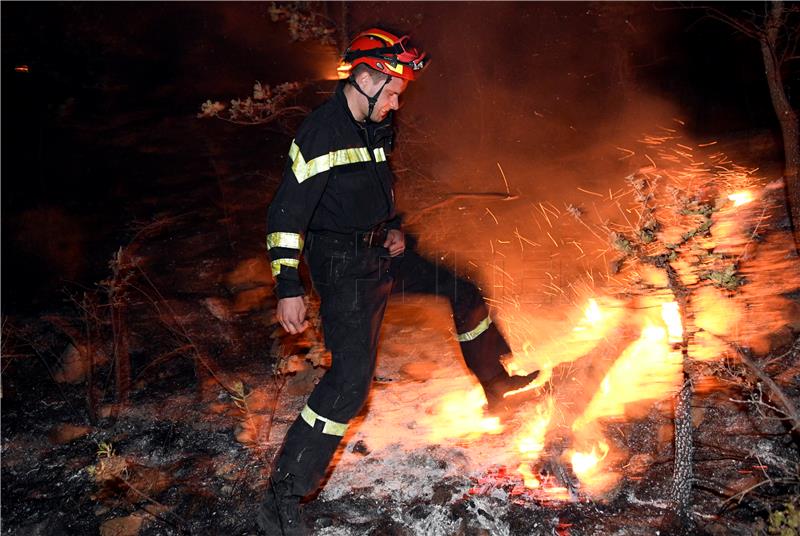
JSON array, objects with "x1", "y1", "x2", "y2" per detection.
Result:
[{"x1": 2, "y1": 105, "x2": 799, "y2": 536}]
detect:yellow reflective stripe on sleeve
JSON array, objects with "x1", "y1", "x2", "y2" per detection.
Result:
[
  {"x1": 374, "y1": 147, "x2": 386, "y2": 162},
  {"x1": 300, "y1": 404, "x2": 348, "y2": 436},
  {"x1": 271, "y1": 258, "x2": 300, "y2": 276},
  {"x1": 457, "y1": 316, "x2": 492, "y2": 342},
  {"x1": 330, "y1": 147, "x2": 371, "y2": 167},
  {"x1": 266, "y1": 232, "x2": 304, "y2": 251},
  {"x1": 289, "y1": 140, "x2": 374, "y2": 183}
]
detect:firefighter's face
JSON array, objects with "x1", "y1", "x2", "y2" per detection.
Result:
[{"x1": 363, "y1": 75, "x2": 408, "y2": 122}]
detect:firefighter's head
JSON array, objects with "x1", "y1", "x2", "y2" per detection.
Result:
[
  {"x1": 337, "y1": 28, "x2": 427, "y2": 123},
  {"x1": 347, "y1": 64, "x2": 407, "y2": 122}
]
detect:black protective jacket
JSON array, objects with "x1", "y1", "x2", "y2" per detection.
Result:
[{"x1": 266, "y1": 82, "x2": 400, "y2": 299}]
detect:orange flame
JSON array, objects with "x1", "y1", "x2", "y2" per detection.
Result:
[
  {"x1": 514, "y1": 397, "x2": 555, "y2": 488},
  {"x1": 424, "y1": 386, "x2": 503, "y2": 442},
  {"x1": 570, "y1": 441, "x2": 609, "y2": 479},
  {"x1": 505, "y1": 297, "x2": 624, "y2": 386},
  {"x1": 573, "y1": 323, "x2": 683, "y2": 431},
  {"x1": 585, "y1": 298, "x2": 602, "y2": 324},
  {"x1": 517, "y1": 462, "x2": 540, "y2": 488},
  {"x1": 661, "y1": 301, "x2": 683, "y2": 343},
  {"x1": 336, "y1": 63, "x2": 351, "y2": 80},
  {"x1": 516, "y1": 397, "x2": 554, "y2": 458},
  {"x1": 728, "y1": 190, "x2": 754, "y2": 207},
  {"x1": 573, "y1": 298, "x2": 603, "y2": 333}
]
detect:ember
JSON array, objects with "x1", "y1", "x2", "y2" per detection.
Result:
[{"x1": 438, "y1": 128, "x2": 800, "y2": 512}]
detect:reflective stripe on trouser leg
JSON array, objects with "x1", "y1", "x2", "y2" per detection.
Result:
[
  {"x1": 451, "y1": 277, "x2": 508, "y2": 382},
  {"x1": 300, "y1": 404, "x2": 348, "y2": 436},
  {"x1": 388, "y1": 248, "x2": 511, "y2": 384},
  {"x1": 458, "y1": 316, "x2": 509, "y2": 382},
  {"x1": 457, "y1": 315, "x2": 492, "y2": 342},
  {"x1": 271, "y1": 415, "x2": 343, "y2": 497}
]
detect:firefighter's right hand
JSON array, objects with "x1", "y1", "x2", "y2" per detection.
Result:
[{"x1": 277, "y1": 296, "x2": 308, "y2": 335}]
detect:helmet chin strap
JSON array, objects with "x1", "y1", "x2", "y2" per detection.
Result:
[{"x1": 348, "y1": 74, "x2": 392, "y2": 122}]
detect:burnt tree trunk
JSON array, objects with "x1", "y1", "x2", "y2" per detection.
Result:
[
  {"x1": 111, "y1": 248, "x2": 131, "y2": 404},
  {"x1": 84, "y1": 294, "x2": 98, "y2": 423},
  {"x1": 661, "y1": 263, "x2": 696, "y2": 533},
  {"x1": 322, "y1": 1, "x2": 348, "y2": 52},
  {"x1": 338, "y1": 2, "x2": 348, "y2": 52},
  {"x1": 760, "y1": 1, "x2": 800, "y2": 249},
  {"x1": 663, "y1": 374, "x2": 695, "y2": 533}
]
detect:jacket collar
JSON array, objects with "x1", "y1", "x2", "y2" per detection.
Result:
[{"x1": 335, "y1": 81, "x2": 361, "y2": 127}]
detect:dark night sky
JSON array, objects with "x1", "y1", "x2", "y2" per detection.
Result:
[{"x1": 1, "y1": 2, "x2": 795, "y2": 312}]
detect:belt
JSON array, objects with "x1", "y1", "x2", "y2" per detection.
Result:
[{"x1": 309, "y1": 224, "x2": 388, "y2": 250}]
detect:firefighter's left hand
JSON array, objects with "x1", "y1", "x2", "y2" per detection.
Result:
[{"x1": 383, "y1": 229, "x2": 405, "y2": 257}]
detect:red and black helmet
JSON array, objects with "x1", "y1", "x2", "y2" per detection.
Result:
[{"x1": 337, "y1": 28, "x2": 427, "y2": 81}]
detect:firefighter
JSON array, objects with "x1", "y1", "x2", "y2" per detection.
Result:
[{"x1": 257, "y1": 28, "x2": 540, "y2": 535}]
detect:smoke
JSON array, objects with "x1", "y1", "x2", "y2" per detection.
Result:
[
  {"x1": 364, "y1": 3, "x2": 682, "y2": 191},
  {"x1": 340, "y1": 4, "x2": 688, "y2": 300},
  {"x1": 341, "y1": 4, "x2": 785, "y2": 320}
]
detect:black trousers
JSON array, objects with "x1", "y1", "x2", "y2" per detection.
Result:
[{"x1": 271, "y1": 232, "x2": 510, "y2": 496}]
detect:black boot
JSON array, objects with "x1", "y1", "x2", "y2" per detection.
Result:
[
  {"x1": 256, "y1": 474, "x2": 305, "y2": 536},
  {"x1": 482, "y1": 370, "x2": 541, "y2": 414}
]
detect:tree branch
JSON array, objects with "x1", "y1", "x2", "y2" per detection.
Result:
[
  {"x1": 705, "y1": 7, "x2": 764, "y2": 40},
  {"x1": 731, "y1": 342, "x2": 800, "y2": 432}
]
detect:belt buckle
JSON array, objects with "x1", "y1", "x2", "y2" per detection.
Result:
[
  {"x1": 362, "y1": 226, "x2": 385, "y2": 248},
  {"x1": 362, "y1": 230, "x2": 376, "y2": 248}
]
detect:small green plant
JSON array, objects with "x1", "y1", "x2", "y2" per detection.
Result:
[
  {"x1": 87, "y1": 441, "x2": 124, "y2": 479},
  {"x1": 610, "y1": 232, "x2": 635, "y2": 255},
  {"x1": 701, "y1": 264, "x2": 746, "y2": 290},
  {"x1": 231, "y1": 381, "x2": 252, "y2": 416},
  {"x1": 680, "y1": 217, "x2": 714, "y2": 241},
  {"x1": 97, "y1": 441, "x2": 115, "y2": 458},
  {"x1": 267, "y1": 1, "x2": 337, "y2": 44},
  {"x1": 768, "y1": 501, "x2": 799, "y2": 535},
  {"x1": 231, "y1": 380, "x2": 261, "y2": 446},
  {"x1": 679, "y1": 203, "x2": 715, "y2": 217}
]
